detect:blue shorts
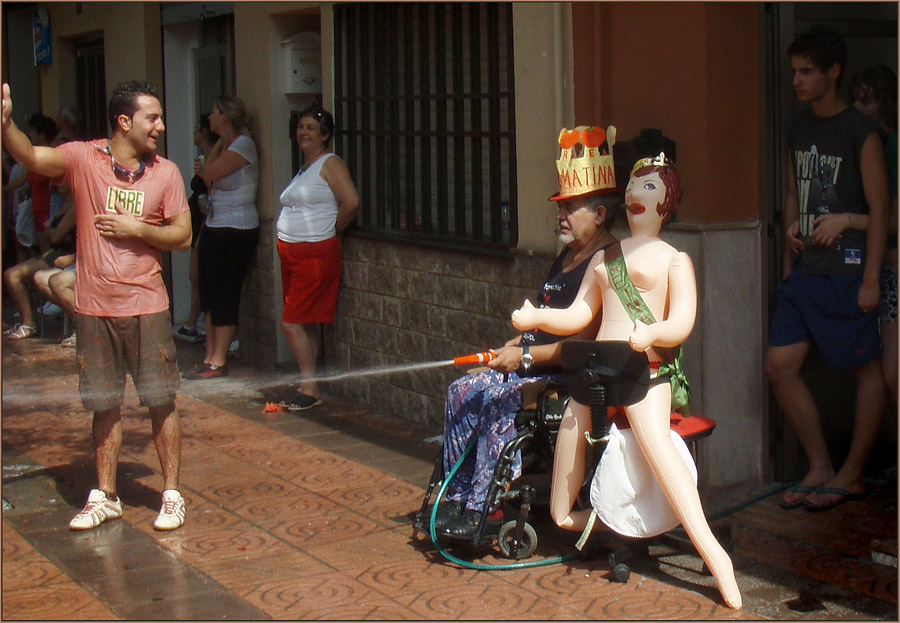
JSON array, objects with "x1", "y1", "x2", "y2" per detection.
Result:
[{"x1": 769, "y1": 271, "x2": 880, "y2": 370}]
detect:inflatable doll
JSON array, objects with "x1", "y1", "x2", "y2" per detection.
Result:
[{"x1": 511, "y1": 153, "x2": 742, "y2": 609}]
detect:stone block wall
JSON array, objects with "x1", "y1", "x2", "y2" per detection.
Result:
[
  {"x1": 238, "y1": 219, "x2": 281, "y2": 367},
  {"x1": 322, "y1": 235, "x2": 556, "y2": 429}
]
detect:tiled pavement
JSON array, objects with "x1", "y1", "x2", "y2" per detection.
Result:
[{"x1": 1, "y1": 324, "x2": 897, "y2": 620}]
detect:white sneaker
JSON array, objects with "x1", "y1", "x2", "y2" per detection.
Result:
[
  {"x1": 152, "y1": 489, "x2": 186, "y2": 531},
  {"x1": 69, "y1": 489, "x2": 123, "y2": 530}
]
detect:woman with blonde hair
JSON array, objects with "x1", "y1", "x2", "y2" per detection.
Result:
[{"x1": 185, "y1": 95, "x2": 259, "y2": 379}]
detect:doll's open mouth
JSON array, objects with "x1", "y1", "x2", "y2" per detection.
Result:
[{"x1": 626, "y1": 203, "x2": 646, "y2": 215}]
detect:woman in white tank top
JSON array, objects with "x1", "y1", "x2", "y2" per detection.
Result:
[
  {"x1": 186, "y1": 95, "x2": 259, "y2": 379},
  {"x1": 275, "y1": 103, "x2": 359, "y2": 410}
]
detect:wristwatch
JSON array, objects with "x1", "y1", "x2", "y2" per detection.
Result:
[{"x1": 521, "y1": 343, "x2": 534, "y2": 372}]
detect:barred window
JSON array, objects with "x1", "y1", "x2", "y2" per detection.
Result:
[{"x1": 333, "y1": 2, "x2": 517, "y2": 251}]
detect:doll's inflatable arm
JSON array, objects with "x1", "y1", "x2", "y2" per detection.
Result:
[{"x1": 511, "y1": 253, "x2": 603, "y2": 335}]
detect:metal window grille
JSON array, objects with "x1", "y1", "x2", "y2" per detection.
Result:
[
  {"x1": 75, "y1": 38, "x2": 106, "y2": 139},
  {"x1": 333, "y1": 2, "x2": 517, "y2": 251}
]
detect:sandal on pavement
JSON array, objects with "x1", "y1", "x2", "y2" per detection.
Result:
[
  {"x1": 279, "y1": 392, "x2": 322, "y2": 411},
  {"x1": 3, "y1": 323, "x2": 22, "y2": 336},
  {"x1": 183, "y1": 362, "x2": 227, "y2": 380},
  {"x1": 6, "y1": 325, "x2": 36, "y2": 340},
  {"x1": 779, "y1": 484, "x2": 818, "y2": 510},
  {"x1": 183, "y1": 361, "x2": 205, "y2": 377},
  {"x1": 802, "y1": 486, "x2": 867, "y2": 512}
]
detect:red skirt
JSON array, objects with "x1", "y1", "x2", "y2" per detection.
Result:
[{"x1": 278, "y1": 236, "x2": 342, "y2": 324}]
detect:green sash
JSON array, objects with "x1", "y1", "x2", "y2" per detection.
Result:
[{"x1": 604, "y1": 243, "x2": 690, "y2": 413}]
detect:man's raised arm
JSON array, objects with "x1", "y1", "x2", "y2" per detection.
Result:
[{"x1": 2, "y1": 83, "x2": 66, "y2": 178}]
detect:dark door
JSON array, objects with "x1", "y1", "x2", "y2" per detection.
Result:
[{"x1": 764, "y1": 2, "x2": 898, "y2": 481}]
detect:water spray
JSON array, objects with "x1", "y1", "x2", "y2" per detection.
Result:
[
  {"x1": 1, "y1": 351, "x2": 501, "y2": 411},
  {"x1": 296, "y1": 351, "x2": 498, "y2": 385}
]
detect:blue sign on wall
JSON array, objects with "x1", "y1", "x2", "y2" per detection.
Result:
[{"x1": 33, "y1": 15, "x2": 51, "y2": 66}]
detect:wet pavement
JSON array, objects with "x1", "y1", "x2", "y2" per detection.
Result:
[{"x1": 1, "y1": 315, "x2": 897, "y2": 620}]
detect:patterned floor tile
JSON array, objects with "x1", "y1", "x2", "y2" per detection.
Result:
[
  {"x1": 354, "y1": 556, "x2": 484, "y2": 605},
  {"x1": 153, "y1": 525, "x2": 285, "y2": 563},
  {"x1": 403, "y1": 572, "x2": 541, "y2": 619},
  {"x1": 317, "y1": 477, "x2": 425, "y2": 527},
  {"x1": 2, "y1": 557, "x2": 67, "y2": 591},
  {"x1": 268, "y1": 509, "x2": 387, "y2": 547},
  {"x1": 289, "y1": 457, "x2": 393, "y2": 492},
  {"x1": 229, "y1": 489, "x2": 345, "y2": 530},
  {"x1": 199, "y1": 549, "x2": 332, "y2": 596},
  {"x1": 188, "y1": 473, "x2": 299, "y2": 506},
  {"x1": 2, "y1": 522, "x2": 37, "y2": 561},
  {"x1": 240, "y1": 571, "x2": 377, "y2": 618},
  {"x1": 578, "y1": 583, "x2": 719, "y2": 620},
  {"x1": 1, "y1": 583, "x2": 118, "y2": 620},
  {"x1": 300, "y1": 595, "x2": 420, "y2": 620}
]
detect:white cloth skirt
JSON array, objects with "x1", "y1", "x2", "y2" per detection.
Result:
[{"x1": 590, "y1": 423, "x2": 697, "y2": 538}]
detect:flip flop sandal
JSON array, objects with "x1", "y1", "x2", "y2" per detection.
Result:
[
  {"x1": 3, "y1": 323, "x2": 22, "y2": 336},
  {"x1": 802, "y1": 487, "x2": 867, "y2": 512},
  {"x1": 779, "y1": 484, "x2": 818, "y2": 510},
  {"x1": 282, "y1": 392, "x2": 322, "y2": 411},
  {"x1": 6, "y1": 325, "x2": 36, "y2": 340}
]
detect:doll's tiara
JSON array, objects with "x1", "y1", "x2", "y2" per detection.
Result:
[{"x1": 630, "y1": 151, "x2": 673, "y2": 175}]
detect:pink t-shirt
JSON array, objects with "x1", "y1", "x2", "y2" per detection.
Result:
[{"x1": 55, "y1": 140, "x2": 189, "y2": 317}]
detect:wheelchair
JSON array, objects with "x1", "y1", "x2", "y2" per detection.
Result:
[
  {"x1": 412, "y1": 379, "x2": 568, "y2": 560},
  {"x1": 413, "y1": 340, "x2": 728, "y2": 575}
]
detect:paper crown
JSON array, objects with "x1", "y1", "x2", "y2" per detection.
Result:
[{"x1": 550, "y1": 125, "x2": 619, "y2": 201}]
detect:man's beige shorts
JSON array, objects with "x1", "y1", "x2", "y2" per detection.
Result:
[{"x1": 76, "y1": 311, "x2": 180, "y2": 412}]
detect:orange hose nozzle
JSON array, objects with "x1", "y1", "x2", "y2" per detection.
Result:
[{"x1": 452, "y1": 351, "x2": 496, "y2": 366}]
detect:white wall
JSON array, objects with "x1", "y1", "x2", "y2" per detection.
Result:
[{"x1": 162, "y1": 20, "x2": 202, "y2": 327}]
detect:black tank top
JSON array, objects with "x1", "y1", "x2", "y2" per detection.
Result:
[{"x1": 520, "y1": 243, "x2": 612, "y2": 376}]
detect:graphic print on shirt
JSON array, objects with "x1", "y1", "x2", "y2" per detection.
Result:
[
  {"x1": 106, "y1": 186, "x2": 145, "y2": 216},
  {"x1": 794, "y1": 144, "x2": 842, "y2": 242}
]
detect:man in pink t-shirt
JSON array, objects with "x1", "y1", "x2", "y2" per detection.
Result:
[{"x1": 2, "y1": 81, "x2": 192, "y2": 532}]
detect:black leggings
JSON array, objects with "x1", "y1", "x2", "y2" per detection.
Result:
[{"x1": 197, "y1": 225, "x2": 259, "y2": 326}]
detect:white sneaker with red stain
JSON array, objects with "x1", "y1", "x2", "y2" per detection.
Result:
[
  {"x1": 69, "y1": 489, "x2": 123, "y2": 530},
  {"x1": 153, "y1": 489, "x2": 186, "y2": 531}
]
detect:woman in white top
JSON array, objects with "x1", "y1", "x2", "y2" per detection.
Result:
[
  {"x1": 276, "y1": 103, "x2": 359, "y2": 410},
  {"x1": 186, "y1": 95, "x2": 259, "y2": 380}
]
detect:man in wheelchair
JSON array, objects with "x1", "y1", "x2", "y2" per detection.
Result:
[{"x1": 434, "y1": 127, "x2": 629, "y2": 539}]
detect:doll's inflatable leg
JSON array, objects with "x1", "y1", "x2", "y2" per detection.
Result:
[
  {"x1": 625, "y1": 385, "x2": 742, "y2": 609},
  {"x1": 549, "y1": 400, "x2": 594, "y2": 531}
]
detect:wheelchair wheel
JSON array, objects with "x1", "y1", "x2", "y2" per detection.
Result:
[
  {"x1": 497, "y1": 520, "x2": 538, "y2": 559},
  {"x1": 611, "y1": 563, "x2": 631, "y2": 583}
]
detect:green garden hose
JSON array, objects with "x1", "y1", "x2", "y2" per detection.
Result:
[{"x1": 428, "y1": 437, "x2": 578, "y2": 570}]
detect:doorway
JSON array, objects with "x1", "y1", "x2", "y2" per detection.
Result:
[
  {"x1": 764, "y1": 2, "x2": 898, "y2": 481},
  {"x1": 74, "y1": 37, "x2": 105, "y2": 139},
  {"x1": 161, "y1": 6, "x2": 235, "y2": 330}
]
